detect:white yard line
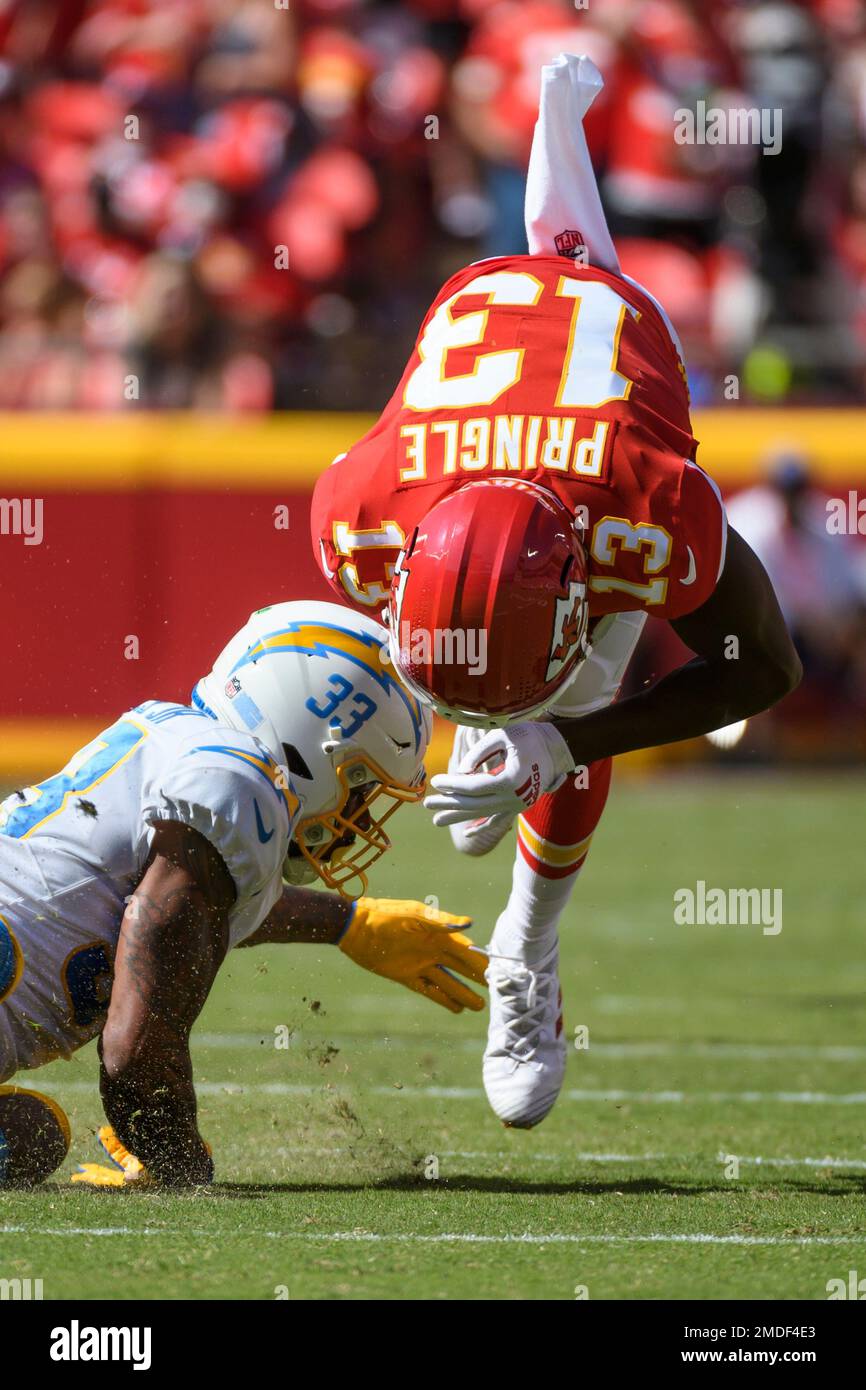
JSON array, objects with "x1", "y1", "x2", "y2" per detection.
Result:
[
  {"x1": 245, "y1": 1145, "x2": 866, "y2": 1169},
  {"x1": 48, "y1": 1080, "x2": 866, "y2": 1103},
  {"x1": 438, "y1": 1150, "x2": 866, "y2": 1170},
  {"x1": 192, "y1": 1033, "x2": 866, "y2": 1061},
  {"x1": 1, "y1": 1226, "x2": 865, "y2": 1247},
  {"x1": 562, "y1": 1088, "x2": 866, "y2": 1104},
  {"x1": 586, "y1": 1043, "x2": 866, "y2": 1061},
  {"x1": 172, "y1": 1144, "x2": 866, "y2": 1171}
]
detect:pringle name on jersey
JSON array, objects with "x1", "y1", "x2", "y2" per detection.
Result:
[{"x1": 399, "y1": 417, "x2": 612, "y2": 483}]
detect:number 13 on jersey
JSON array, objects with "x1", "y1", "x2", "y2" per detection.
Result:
[{"x1": 403, "y1": 270, "x2": 638, "y2": 414}]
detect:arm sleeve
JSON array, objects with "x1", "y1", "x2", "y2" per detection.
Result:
[{"x1": 663, "y1": 461, "x2": 728, "y2": 619}]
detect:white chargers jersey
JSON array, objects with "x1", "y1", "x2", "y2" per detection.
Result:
[{"x1": 0, "y1": 701, "x2": 299, "y2": 1079}]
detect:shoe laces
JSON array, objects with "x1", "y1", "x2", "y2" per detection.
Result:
[{"x1": 486, "y1": 951, "x2": 558, "y2": 1062}]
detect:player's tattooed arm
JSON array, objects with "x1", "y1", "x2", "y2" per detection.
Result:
[
  {"x1": 99, "y1": 820, "x2": 235, "y2": 1187},
  {"x1": 240, "y1": 889, "x2": 485, "y2": 1014},
  {"x1": 554, "y1": 527, "x2": 802, "y2": 762},
  {"x1": 235, "y1": 884, "x2": 351, "y2": 947}
]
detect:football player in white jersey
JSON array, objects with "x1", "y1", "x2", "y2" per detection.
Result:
[{"x1": 0, "y1": 601, "x2": 485, "y2": 1188}]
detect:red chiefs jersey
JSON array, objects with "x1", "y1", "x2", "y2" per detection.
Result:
[{"x1": 311, "y1": 254, "x2": 726, "y2": 622}]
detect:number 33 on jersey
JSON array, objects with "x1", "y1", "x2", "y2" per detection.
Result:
[{"x1": 312, "y1": 254, "x2": 727, "y2": 620}]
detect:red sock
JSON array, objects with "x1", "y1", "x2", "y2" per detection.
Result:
[
  {"x1": 517, "y1": 756, "x2": 613, "y2": 879},
  {"x1": 490, "y1": 758, "x2": 613, "y2": 960}
]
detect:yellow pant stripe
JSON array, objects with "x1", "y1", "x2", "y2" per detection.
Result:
[{"x1": 517, "y1": 818, "x2": 594, "y2": 868}]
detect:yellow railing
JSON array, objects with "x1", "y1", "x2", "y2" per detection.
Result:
[{"x1": 0, "y1": 409, "x2": 864, "y2": 488}]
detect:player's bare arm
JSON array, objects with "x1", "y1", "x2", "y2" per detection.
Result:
[
  {"x1": 425, "y1": 529, "x2": 802, "y2": 827},
  {"x1": 238, "y1": 885, "x2": 487, "y2": 1015},
  {"x1": 234, "y1": 882, "x2": 349, "y2": 946},
  {"x1": 552, "y1": 526, "x2": 802, "y2": 765},
  {"x1": 90, "y1": 875, "x2": 484, "y2": 1190},
  {"x1": 99, "y1": 820, "x2": 233, "y2": 1187}
]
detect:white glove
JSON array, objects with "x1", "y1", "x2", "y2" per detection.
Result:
[{"x1": 424, "y1": 722, "x2": 575, "y2": 826}]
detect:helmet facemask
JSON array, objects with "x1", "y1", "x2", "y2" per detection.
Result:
[{"x1": 288, "y1": 755, "x2": 425, "y2": 898}]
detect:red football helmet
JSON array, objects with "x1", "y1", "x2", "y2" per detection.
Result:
[{"x1": 385, "y1": 480, "x2": 591, "y2": 725}]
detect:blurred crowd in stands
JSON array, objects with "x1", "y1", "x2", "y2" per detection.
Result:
[
  {"x1": 636, "y1": 446, "x2": 866, "y2": 759},
  {"x1": 1, "y1": 0, "x2": 866, "y2": 411}
]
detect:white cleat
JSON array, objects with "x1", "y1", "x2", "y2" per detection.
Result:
[
  {"x1": 482, "y1": 942, "x2": 566, "y2": 1128},
  {"x1": 447, "y1": 724, "x2": 515, "y2": 857}
]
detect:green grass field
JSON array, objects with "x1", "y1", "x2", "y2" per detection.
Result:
[{"x1": 2, "y1": 773, "x2": 866, "y2": 1301}]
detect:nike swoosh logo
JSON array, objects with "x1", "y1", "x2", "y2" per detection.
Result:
[
  {"x1": 679, "y1": 546, "x2": 697, "y2": 586},
  {"x1": 254, "y1": 801, "x2": 274, "y2": 844}
]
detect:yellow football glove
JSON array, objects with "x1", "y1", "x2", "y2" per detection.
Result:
[
  {"x1": 71, "y1": 1125, "x2": 150, "y2": 1188},
  {"x1": 71, "y1": 1126, "x2": 214, "y2": 1188},
  {"x1": 339, "y1": 897, "x2": 487, "y2": 1014}
]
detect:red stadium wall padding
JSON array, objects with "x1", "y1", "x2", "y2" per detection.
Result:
[{"x1": 1, "y1": 489, "x2": 332, "y2": 720}]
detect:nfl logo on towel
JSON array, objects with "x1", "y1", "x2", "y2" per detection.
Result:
[{"x1": 554, "y1": 228, "x2": 587, "y2": 261}]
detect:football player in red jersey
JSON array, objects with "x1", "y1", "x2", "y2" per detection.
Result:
[{"x1": 311, "y1": 56, "x2": 800, "y2": 1128}]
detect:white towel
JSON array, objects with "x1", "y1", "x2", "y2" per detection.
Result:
[{"x1": 524, "y1": 53, "x2": 620, "y2": 275}]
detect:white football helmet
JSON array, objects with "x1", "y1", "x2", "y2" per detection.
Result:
[{"x1": 193, "y1": 600, "x2": 431, "y2": 897}]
